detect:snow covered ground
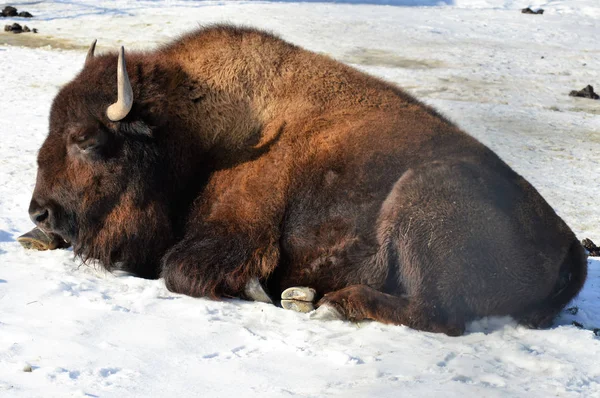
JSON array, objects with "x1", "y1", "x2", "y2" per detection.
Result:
[{"x1": 1, "y1": 0, "x2": 599, "y2": 396}]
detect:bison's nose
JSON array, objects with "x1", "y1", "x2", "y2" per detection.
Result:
[
  {"x1": 31, "y1": 208, "x2": 49, "y2": 224},
  {"x1": 29, "y1": 199, "x2": 51, "y2": 227}
]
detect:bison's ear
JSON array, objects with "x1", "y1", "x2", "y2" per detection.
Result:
[{"x1": 68, "y1": 126, "x2": 109, "y2": 155}]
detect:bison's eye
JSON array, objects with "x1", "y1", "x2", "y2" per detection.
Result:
[{"x1": 68, "y1": 127, "x2": 109, "y2": 156}]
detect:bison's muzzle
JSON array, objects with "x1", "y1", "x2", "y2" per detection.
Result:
[{"x1": 28, "y1": 198, "x2": 52, "y2": 231}]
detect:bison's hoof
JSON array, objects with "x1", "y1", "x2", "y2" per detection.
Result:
[
  {"x1": 17, "y1": 227, "x2": 69, "y2": 251},
  {"x1": 244, "y1": 277, "x2": 273, "y2": 304},
  {"x1": 309, "y1": 304, "x2": 344, "y2": 321},
  {"x1": 281, "y1": 287, "x2": 317, "y2": 313},
  {"x1": 281, "y1": 299, "x2": 315, "y2": 313},
  {"x1": 281, "y1": 287, "x2": 316, "y2": 302}
]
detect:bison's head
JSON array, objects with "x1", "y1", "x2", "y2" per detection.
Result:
[{"x1": 28, "y1": 42, "x2": 183, "y2": 278}]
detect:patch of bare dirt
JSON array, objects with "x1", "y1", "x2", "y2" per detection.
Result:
[
  {"x1": 0, "y1": 33, "x2": 87, "y2": 50},
  {"x1": 342, "y1": 48, "x2": 444, "y2": 69}
]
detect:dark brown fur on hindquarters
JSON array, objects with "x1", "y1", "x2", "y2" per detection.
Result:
[{"x1": 28, "y1": 25, "x2": 587, "y2": 335}]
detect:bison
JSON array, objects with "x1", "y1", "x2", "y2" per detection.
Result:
[{"x1": 28, "y1": 25, "x2": 587, "y2": 335}]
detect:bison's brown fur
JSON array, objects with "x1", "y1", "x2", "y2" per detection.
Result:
[{"x1": 29, "y1": 25, "x2": 587, "y2": 335}]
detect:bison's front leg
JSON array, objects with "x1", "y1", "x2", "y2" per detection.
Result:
[{"x1": 161, "y1": 224, "x2": 279, "y2": 299}]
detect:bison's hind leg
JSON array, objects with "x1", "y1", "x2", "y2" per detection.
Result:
[
  {"x1": 515, "y1": 239, "x2": 588, "y2": 329},
  {"x1": 312, "y1": 285, "x2": 465, "y2": 336}
]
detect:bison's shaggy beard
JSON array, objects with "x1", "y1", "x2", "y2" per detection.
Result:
[{"x1": 73, "y1": 191, "x2": 174, "y2": 279}]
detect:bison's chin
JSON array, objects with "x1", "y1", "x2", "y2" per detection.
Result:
[{"x1": 73, "y1": 199, "x2": 175, "y2": 280}]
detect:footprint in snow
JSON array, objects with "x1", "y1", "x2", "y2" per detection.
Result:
[
  {"x1": 98, "y1": 367, "x2": 120, "y2": 377},
  {"x1": 436, "y1": 352, "x2": 457, "y2": 367}
]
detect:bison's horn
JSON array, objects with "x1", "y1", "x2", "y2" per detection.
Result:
[
  {"x1": 85, "y1": 39, "x2": 97, "y2": 65},
  {"x1": 106, "y1": 46, "x2": 133, "y2": 122}
]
